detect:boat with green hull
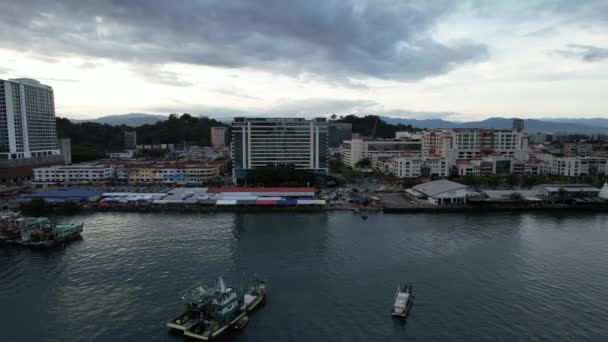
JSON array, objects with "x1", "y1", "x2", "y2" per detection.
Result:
[{"x1": 170, "y1": 277, "x2": 266, "y2": 341}]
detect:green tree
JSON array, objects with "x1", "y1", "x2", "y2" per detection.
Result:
[{"x1": 355, "y1": 158, "x2": 372, "y2": 169}]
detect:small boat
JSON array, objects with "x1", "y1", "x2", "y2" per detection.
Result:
[
  {"x1": 392, "y1": 283, "x2": 414, "y2": 318},
  {"x1": 360, "y1": 211, "x2": 368, "y2": 220},
  {"x1": 234, "y1": 315, "x2": 249, "y2": 330},
  {"x1": 242, "y1": 279, "x2": 266, "y2": 312}
]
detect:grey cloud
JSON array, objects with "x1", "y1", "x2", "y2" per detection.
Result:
[
  {"x1": 555, "y1": 44, "x2": 608, "y2": 62},
  {"x1": 210, "y1": 88, "x2": 262, "y2": 101},
  {"x1": 0, "y1": 67, "x2": 13, "y2": 75},
  {"x1": 0, "y1": 0, "x2": 486, "y2": 82}
]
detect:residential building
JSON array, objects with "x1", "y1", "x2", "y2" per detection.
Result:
[
  {"x1": 124, "y1": 131, "x2": 137, "y2": 150},
  {"x1": 342, "y1": 135, "x2": 422, "y2": 167},
  {"x1": 549, "y1": 156, "x2": 587, "y2": 177},
  {"x1": 422, "y1": 128, "x2": 529, "y2": 164},
  {"x1": 231, "y1": 117, "x2": 328, "y2": 181},
  {"x1": 211, "y1": 127, "x2": 228, "y2": 147},
  {"x1": 390, "y1": 156, "x2": 449, "y2": 178},
  {"x1": 107, "y1": 151, "x2": 134, "y2": 159},
  {"x1": 0, "y1": 78, "x2": 63, "y2": 182},
  {"x1": 136, "y1": 143, "x2": 175, "y2": 151},
  {"x1": 328, "y1": 122, "x2": 352, "y2": 147},
  {"x1": 406, "y1": 179, "x2": 477, "y2": 205},
  {"x1": 564, "y1": 142, "x2": 593, "y2": 156},
  {"x1": 59, "y1": 138, "x2": 71, "y2": 165},
  {"x1": 33, "y1": 164, "x2": 115, "y2": 184}
]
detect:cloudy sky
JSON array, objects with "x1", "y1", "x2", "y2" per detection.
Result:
[{"x1": 1, "y1": 0, "x2": 607, "y2": 121}]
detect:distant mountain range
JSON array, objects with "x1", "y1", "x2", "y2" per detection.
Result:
[
  {"x1": 381, "y1": 117, "x2": 608, "y2": 134},
  {"x1": 69, "y1": 113, "x2": 608, "y2": 133},
  {"x1": 71, "y1": 113, "x2": 167, "y2": 126}
]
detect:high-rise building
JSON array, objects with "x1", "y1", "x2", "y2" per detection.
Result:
[
  {"x1": 211, "y1": 126, "x2": 228, "y2": 147},
  {"x1": 59, "y1": 138, "x2": 72, "y2": 165},
  {"x1": 231, "y1": 117, "x2": 328, "y2": 181},
  {"x1": 124, "y1": 131, "x2": 137, "y2": 150},
  {"x1": 512, "y1": 118, "x2": 524, "y2": 131},
  {"x1": 0, "y1": 78, "x2": 63, "y2": 183}
]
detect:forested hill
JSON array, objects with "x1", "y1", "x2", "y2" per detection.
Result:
[
  {"x1": 335, "y1": 115, "x2": 421, "y2": 139},
  {"x1": 56, "y1": 113, "x2": 227, "y2": 162}
]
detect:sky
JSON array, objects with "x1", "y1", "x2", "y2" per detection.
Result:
[{"x1": 0, "y1": 0, "x2": 607, "y2": 121}]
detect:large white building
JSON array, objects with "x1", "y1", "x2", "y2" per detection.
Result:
[
  {"x1": 390, "y1": 156, "x2": 449, "y2": 178},
  {"x1": 211, "y1": 127, "x2": 228, "y2": 147},
  {"x1": 342, "y1": 135, "x2": 422, "y2": 167},
  {"x1": 407, "y1": 179, "x2": 477, "y2": 205},
  {"x1": 33, "y1": 164, "x2": 115, "y2": 184},
  {"x1": 548, "y1": 156, "x2": 608, "y2": 177},
  {"x1": 231, "y1": 117, "x2": 328, "y2": 181},
  {"x1": 0, "y1": 78, "x2": 60, "y2": 161},
  {"x1": 422, "y1": 128, "x2": 529, "y2": 164}
]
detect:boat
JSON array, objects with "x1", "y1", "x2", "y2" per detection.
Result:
[
  {"x1": 167, "y1": 283, "x2": 218, "y2": 331},
  {"x1": 182, "y1": 277, "x2": 266, "y2": 340},
  {"x1": 392, "y1": 283, "x2": 414, "y2": 318},
  {"x1": 234, "y1": 315, "x2": 249, "y2": 330},
  {"x1": 360, "y1": 211, "x2": 368, "y2": 220},
  {"x1": 21, "y1": 222, "x2": 84, "y2": 248}
]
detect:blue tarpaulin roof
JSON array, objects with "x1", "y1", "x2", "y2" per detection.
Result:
[{"x1": 21, "y1": 188, "x2": 101, "y2": 199}]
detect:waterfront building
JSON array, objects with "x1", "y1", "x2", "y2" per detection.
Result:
[
  {"x1": 328, "y1": 122, "x2": 352, "y2": 147},
  {"x1": 59, "y1": 138, "x2": 71, "y2": 165},
  {"x1": 342, "y1": 135, "x2": 422, "y2": 168},
  {"x1": 127, "y1": 164, "x2": 220, "y2": 184},
  {"x1": 0, "y1": 78, "x2": 63, "y2": 183},
  {"x1": 33, "y1": 164, "x2": 115, "y2": 184},
  {"x1": 231, "y1": 117, "x2": 328, "y2": 181},
  {"x1": 211, "y1": 127, "x2": 228, "y2": 147},
  {"x1": 534, "y1": 184, "x2": 601, "y2": 201},
  {"x1": 18, "y1": 188, "x2": 101, "y2": 204},
  {"x1": 600, "y1": 182, "x2": 608, "y2": 200},
  {"x1": 406, "y1": 179, "x2": 477, "y2": 205},
  {"x1": 124, "y1": 131, "x2": 137, "y2": 150}
]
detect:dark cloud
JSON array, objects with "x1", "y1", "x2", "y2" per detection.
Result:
[
  {"x1": 555, "y1": 44, "x2": 608, "y2": 62},
  {"x1": 0, "y1": 0, "x2": 486, "y2": 82}
]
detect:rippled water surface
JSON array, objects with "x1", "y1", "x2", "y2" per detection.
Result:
[{"x1": 1, "y1": 211, "x2": 608, "y2": 341}]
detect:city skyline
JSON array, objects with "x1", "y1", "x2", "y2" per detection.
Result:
[{"x1": 0, "y1": 1, "x2": 607, "y2": 121}]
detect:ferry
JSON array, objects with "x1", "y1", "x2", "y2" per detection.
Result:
[
  {"x1": 182, "y1": 277, "x2": 266, "y2": 341},
  {"x1": 167, "y1": 284, "x2": 218, "y2": 331},
  {"x1": 392, "y1": 283, "x2": 414, "y2": 318}
]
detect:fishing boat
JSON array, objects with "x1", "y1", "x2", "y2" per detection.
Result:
[
  {"x1": 242, "y1": 279, "x2": 266, "y2": 312},
  {"x1": 21, "y1": 222, "x2": 84, "y2": 248},
  {"x1": 183, "y1": 277, "x2": 267, "y2": 340},
  {"x1": 167, "y1": 283, "x2": 218, "y2": 331},
  {"x1": 392, "y1": 283, "x2": 414, "y2": 318}
]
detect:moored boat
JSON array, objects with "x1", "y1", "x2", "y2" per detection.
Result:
[
  {"x1": 392, "y1": 283, "x2": 414, "y2": 318},
  {"x1": 167, "y1": 283, "x2": 218, "y2": 331},
  {"x1": 21, "y1": 222, "x2": 84, "y2": 248},
  {"x1": 179, "y1": 277, "x2": 267, "y2": 341}
]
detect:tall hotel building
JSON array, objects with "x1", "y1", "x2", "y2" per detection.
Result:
[
  {"x1": 0, "y1": 78, "x2": 62, "y2": 183},
  {"x1": 231, "y1": 117, "x2": 328, "y2": 181}
]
